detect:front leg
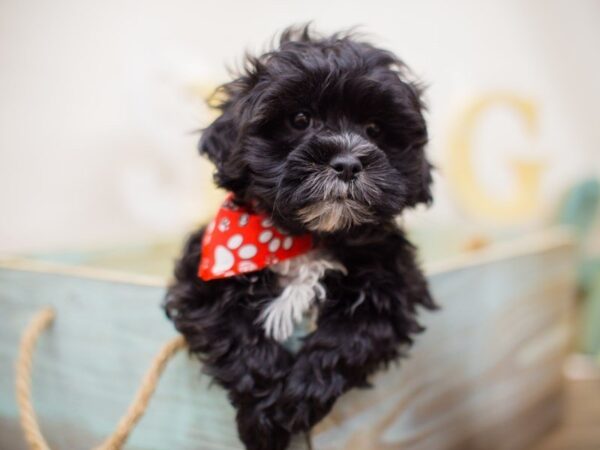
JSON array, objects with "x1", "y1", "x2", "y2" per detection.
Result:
[
  {"x1": 275, "y1": 301, "x2": 411, "y2": 432},
  {"x1": 165, "y1": 228, "x2": 295, "y2": 450},
  {"x1": 276, "y1": 236, "x2": 435, "y2": 432},
  {"x1": 200, "y1": 303, "x2": 294, "y2": 450}
]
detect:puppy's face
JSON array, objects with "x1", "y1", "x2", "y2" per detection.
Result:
[{"x1": 201, "y1": 28, "x2": 432, "y2": 234}]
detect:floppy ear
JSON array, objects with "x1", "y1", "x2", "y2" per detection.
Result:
[
  {"x1": 199, "y1": 108, "x2": 238, "y2": 173},
  {"x1": 400, "y1": 79, "x2": 434, "y2": 207},
  {"x1": 199, "y1": 62, "x2": 263, "y2": 191},
  {"x1": 199, "y1": 104, "x2": 253, "y2": 192},
  {"x1": 415, "y1": 159, "x2": 434, "y2": 206}
]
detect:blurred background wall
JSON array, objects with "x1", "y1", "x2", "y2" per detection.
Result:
[{"x1": 1, "y1": 0, "x2": 599, "y2": 253}]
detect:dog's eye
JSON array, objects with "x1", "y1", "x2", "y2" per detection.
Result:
[
  {"x1": 365, "y1": 122, "x2": 382, "y2": 139},
  {"x1": 290, "y1": 112, "x2": 311, "y2": 130}
]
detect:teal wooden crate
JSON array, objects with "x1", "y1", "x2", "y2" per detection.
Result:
[{"x1": 0, "y1": 227, "x2": 577, "y2": 450}]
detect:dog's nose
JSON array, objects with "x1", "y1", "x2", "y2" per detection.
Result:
[{"x1": 330, "y1": 154, "x2": 363, "y2": 181}]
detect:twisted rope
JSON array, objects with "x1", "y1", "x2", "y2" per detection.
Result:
[
  {"x1": 15, "y1": 307, "x2": 54, "y2": 450},
  {"x1": 15, "y1": 307, "x2": 186, "y2": 450}
]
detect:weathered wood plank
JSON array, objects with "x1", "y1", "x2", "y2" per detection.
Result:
[
  {"x1": 0, "y1": 270, "x2": 242, "y2": 450},
  {"x1": 0, "y1": 228, "x2": 577, "y2": 450}
]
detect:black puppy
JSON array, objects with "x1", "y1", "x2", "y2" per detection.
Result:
[{"x1": 165, "y1": 26, "x2": 435, "y2": 450}]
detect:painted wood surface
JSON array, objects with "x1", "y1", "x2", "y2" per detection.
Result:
[{"x1": 0, "y1": 228, "x2": 577, "y2": 450}]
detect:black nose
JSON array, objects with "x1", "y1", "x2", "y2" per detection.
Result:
[{"x1": 330, "y1": 154, "x2": 363, "y2": 181}]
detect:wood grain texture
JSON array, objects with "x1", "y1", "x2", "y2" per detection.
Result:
[{"x1": 0, "y1": 228, "x2": 577, "y2": 450}]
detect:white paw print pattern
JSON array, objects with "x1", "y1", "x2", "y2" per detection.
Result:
[
  {"x1": 210, "y1": 217, "x2": 295, "y2": 276},
  {"x1": 199, "y1": 194, "x2": 314, "y2": 281},
  {"x1": 238, "y1": 260, "x2": 259, "y2": 273},
  {"x1": 258, "y1": 230, "x2": 273, "y2": 243},
  {"x1": 238, "y1": 213, "x2": 249, "y2": 227},
  {"x1": 259, "y1": 219, "x2": 295, "y2": 254},
  {"x1": 211, "y1": 233, "x2": 259, "y2": 276},
  {"x1": 218, "y1": 217, "x2": 230, "y2": 232}
]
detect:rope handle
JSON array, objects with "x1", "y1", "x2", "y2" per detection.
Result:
[{"x1": 15, "y1": 307, "x2": 186, "y2": 450}]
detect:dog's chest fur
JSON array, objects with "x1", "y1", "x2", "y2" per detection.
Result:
[{"x1": 258, "y1": 250, "x2": 346, "y2": 342}]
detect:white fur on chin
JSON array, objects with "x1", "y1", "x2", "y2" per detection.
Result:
[
  {"x1": 298, "y1": 199, "x2": 373, "y2": 232},
  {"x1": 259, "y1": 250, "x2": 346, "y2": 342}
]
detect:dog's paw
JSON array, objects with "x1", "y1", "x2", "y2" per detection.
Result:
[
  {"x1": 274, "y1": 358, "x2": 341, "y2": 433},
  {"x1": 237, "y1": 405, "x2": 291, "y2": 450}
]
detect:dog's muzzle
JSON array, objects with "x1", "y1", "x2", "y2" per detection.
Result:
[{"x1": 294, "y1": 133, "x2": 384, "y2": 232}]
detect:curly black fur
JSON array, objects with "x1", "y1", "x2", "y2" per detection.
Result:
[{"x1": 165, "y1": 25, "x2": 435, "y2": 450}]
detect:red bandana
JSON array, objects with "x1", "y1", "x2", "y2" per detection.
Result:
[{"x1": 198, "y1": 195, "x2": 314, "y2": 281}]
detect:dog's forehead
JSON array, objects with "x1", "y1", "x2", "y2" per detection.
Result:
[
  {"x1": 258, "y1": 56, "x2": 394, "y2": 106},
  {"x1": 256, "y1": 53, "x2": 405, "y2": 109},
  {"x1": 258, "y1": 70, "x2": 399, "y2": 122}
]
